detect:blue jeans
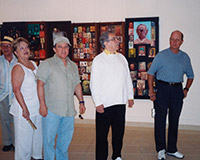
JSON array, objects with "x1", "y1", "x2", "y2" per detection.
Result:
[{"x1": 43, "y1": 110, "x2": 74, "y2": 160}]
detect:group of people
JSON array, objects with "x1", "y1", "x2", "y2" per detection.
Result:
[
  {"x1": 0, "y1": 29, "x2": 194, "y2": 160},
  {"x1": 0, "y1": 34, "x2": 85, "y2": 160}
]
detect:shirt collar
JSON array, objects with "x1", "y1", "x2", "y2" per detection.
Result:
[
  {"x1": 104, "y1": 49, "x2": 117, "y2": 55},
  {"x1": 54, "y1": 54, "x2": 69, "y2": 64},
  {"x1": 2, "y1": 53, "x2": 17, "y2": 63}
]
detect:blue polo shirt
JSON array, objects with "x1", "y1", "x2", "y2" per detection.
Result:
[{"x1": 148, "y1": 48, "x2": 194, "y2": 83}]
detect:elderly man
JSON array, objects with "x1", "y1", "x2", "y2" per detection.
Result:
[
  {"x1": 90, "y1": 31, "x2": 134, "y2": 160},
  {"x1": 36, "y1": 33, "x2": 86, "y2": 160},
  {"x1": 134, "y1": 24, "x2": 152, "y2": 44},
  {"x1": 0, "y1": 36, "x2": 17, "y2": 151},
  {"x1": 148, "y1": 30, "x2": 194, "y2": 160}
]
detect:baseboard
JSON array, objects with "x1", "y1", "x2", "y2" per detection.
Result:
[{"x1": 75, "y1": 118, "x2": 200, "y2": 131}]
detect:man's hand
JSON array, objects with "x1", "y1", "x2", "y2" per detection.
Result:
[
  {"x1": 96, "y1": 104, "x2": 104, "y2": 113},
  {"x1": 40, "y1": 104, "x2": 48, "y2": 117},
  {"x1": 128, "y1": 99, "x2": 134, "y2": 108},
  {"x1": 79, "y1": 103, "x2": 86, "y2": 114},
  {"x1": 183, "y1": 89, "x2": 188, "y2": 98},
  {"x1": 149, "y1": 92, "x2": 156, "y2": 101}
]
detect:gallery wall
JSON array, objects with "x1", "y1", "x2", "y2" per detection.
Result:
[{"x1": 1, "y1": 0, "x2": 200, "y2": 127}]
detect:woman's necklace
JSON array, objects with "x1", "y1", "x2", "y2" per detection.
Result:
[
  {"x1": 18, "y1": 60, "x2": 37, "y2": 82},
  {"x1": 18, "y1": 60, "x2": 34, "y2": 70}
]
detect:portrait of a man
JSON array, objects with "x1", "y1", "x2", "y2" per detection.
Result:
[{"x1": 134, "y1": 22, "x2": 151, "y2": 45}]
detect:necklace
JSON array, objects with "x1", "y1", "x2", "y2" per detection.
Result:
[
  {"x1": 18, "y1": 60, "x2": 35, "y2": 71},
  {"x1": 18, "y1": 60, "x2": 37, "y2": 82}
]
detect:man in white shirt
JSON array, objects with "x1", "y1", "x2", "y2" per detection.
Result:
[{"x1": 90, "y1": 31, "x2": 134, "y2": 160}]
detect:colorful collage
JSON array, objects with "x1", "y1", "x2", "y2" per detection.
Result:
[
  {"x1": 27, "y1": 23, "x2": 46, "y2": 59},
  {"x1": 73, "y1": 25, "x2": 97, "y2": 60},
  {"x1": 125, "y1": 17, "x2": 159, "y2": 99},
  {"x1": 73, "y1": 24, "x2": 97, "y2": 95}
]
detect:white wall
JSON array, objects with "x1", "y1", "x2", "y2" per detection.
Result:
[{"x1": 1, "y1": 0, "x2": 200, "y2": 126}]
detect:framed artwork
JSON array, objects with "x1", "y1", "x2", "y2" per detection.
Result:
[
  {"x1": 72, "y1": 23, "x2": 97, "y2": 61},
  {"x1": 98, "y1": 22, "x2": 125, "y2": 55},
  {"x1": 1, "y1": 22, "x2": 26, "y2": 40},
  {"x1": 72, "y1": 23, "x2": 98, "y2": 95},
  {"x1": 26, "y1": 22, "x2": 46, "y2": 60},
  {"x1": 125, "y1": 17, "x2": 159, "y2": 99}
]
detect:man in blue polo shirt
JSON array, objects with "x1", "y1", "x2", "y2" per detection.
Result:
[{"x1": 148, "y1": 30, "x2": 194, "y2": 160}]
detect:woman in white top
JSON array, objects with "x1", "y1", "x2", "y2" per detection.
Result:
[{"x1": 10, "y1": 37, "x2": 43, "y2": 160}]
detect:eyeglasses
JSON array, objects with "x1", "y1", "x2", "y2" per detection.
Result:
[
  {"x1": 1, "y1": 44, "x2": 11, "y2": 48},
  {"x1": 108, "y1": 37, "x2": 119, "y2": 42}
]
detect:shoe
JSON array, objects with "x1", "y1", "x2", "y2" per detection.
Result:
[
  {"x1": 114, "y1": 157, "x2": 122, "y2": 160},
  {"x1": 167, "y1": 151, "x2": 184, "y2": 159},
  {"x1": 158, "y1": 149, "x2": 166, "y2": 160},
  {"x1": 2, "y1": 144, "x2": 14, "y2": 152},
  {"x1": 31, "y1": 158, "x2": 44, "y2": 160}
]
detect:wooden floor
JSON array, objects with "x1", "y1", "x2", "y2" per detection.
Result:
[{"x1": 0, "y1": 122, "x2": 200, "y2": 160}]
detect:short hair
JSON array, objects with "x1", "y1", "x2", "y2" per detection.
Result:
[
  {"x1": 170, "y1": 30, "x2": 184, "y2": 40},
  {"x1": 99, "y1": 31, "x2": 112, "y2": 49},
  {"x1": 12, "y1": 37, "x2": 29, "y2": 53},
  {"x1": 180, "y1": 32, "x2": 184, "y2": 40}
]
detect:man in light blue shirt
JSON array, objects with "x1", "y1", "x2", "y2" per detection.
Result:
[
  {"x1": 0, "y1": 36, "x2": 17, "y2": 151},
  {"x1": 148, "y1": 30, "x2": 194, "y2": 160}
]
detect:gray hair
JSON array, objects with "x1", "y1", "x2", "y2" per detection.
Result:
[{"x1": 100, "y1": 31, "x2": 112, "y2": 49}]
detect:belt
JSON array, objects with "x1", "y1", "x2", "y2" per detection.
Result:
[{"x1": 157, "y1": 80, "x2": 182, "y2": 86}]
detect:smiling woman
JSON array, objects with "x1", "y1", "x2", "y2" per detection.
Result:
[{"x1": 9, "y1": 37, "x2": 43, "y2": 160}]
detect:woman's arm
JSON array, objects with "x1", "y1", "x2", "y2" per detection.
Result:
[{"x1": 12, "y1": 65, "x2": 30, "y2": 120}]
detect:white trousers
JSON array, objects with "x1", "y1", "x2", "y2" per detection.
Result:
[{"x1": 14, "y1": 115, "x2": 43, "y2": 160}]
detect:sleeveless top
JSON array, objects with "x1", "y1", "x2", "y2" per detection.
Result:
[{"x1": 10, "y1": 61, "x2": 40, "y2": 117}]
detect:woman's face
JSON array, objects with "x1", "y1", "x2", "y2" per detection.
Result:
[{"x1": 15, "y1": 41, "x2": 30, "y2": 60}]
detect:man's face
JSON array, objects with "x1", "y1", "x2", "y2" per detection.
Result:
[
  {"x1": 170, "y1": 31, "x2": 183, "y2": 50},
  {"x1": 137, "y1": 25, "x2": 148, "y2": 39},
  {"x1": 104, "y1": 33, "x2": 119, "y2": 52},
  {"x1": 1, "y1": 42, "x2": 12, "y2": 56},
  {"x1": 53, "y1": 43, "x2": 69, "y2": 59}
]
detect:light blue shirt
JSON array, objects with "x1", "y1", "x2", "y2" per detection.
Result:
[
  {"x1": 148, "y1": 48, "x2": 194, "y2": 83},
  {"x1": 0, "y1": 54, "x2": 18, "y2": 104}
]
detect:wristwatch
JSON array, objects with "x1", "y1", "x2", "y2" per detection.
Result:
[{"x1": 79, "y1": 101, "x2": 85, "y2": 104}]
